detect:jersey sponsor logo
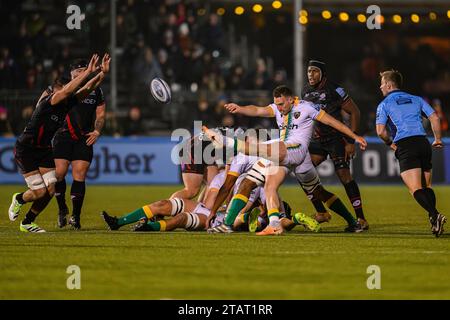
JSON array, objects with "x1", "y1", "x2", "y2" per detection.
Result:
[
  {"x1": 82, "y1": 98, "x2": 96, "y2": 104},
  {"x1": 305, "y1": 92, "x2": 321, "y2": 99},
  {"x1": 314, "y1": 103, "x2": 326, "y2": 110},
  {"x1": 336, "y1": 87, "x2": 346, "y2": 98},
  {"x1": 395, "y1": 98, "x2": 412, "y2": 105},
  {"x1": 279, "y1": 124, "x2": 299, "y2": 130},
  {"x1": 352, "y1": 200, "x2": 361, "y2": 207}
]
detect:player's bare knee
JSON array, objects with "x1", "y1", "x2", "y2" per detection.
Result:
[
  {"x1": 31, "y1": 188, "x2": 47, "y2": 200},
  {"x1": 336, "y1": 169, "x2": 352, "y2": 184},
  {"x1": 47, "y1": 186, "x2": 56, "y2": 198},
  {"x1": 184, "y1": 187, "x2": 200, "y2": 199}
]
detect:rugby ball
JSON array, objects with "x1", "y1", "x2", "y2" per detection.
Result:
[{"x1": 150, "y1": 78, "x2": 171, "y2": 104}]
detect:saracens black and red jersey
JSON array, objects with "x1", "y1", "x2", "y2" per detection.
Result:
[
  {"x1": 17, "y1": 94, "x2": 78, "y2": 148},
  {"x1": 179, "y1": 133, "x2": 214, "y2": 165},
  {"x1": 301, "y1": 77, "x2": 350, "y2": 140},
  {"x1": 59, "y1": 87, "x2": 105, "y2": 140}
]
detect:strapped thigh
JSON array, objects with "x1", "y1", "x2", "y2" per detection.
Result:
[{"x1": 25, "y1": 173, "x2": 46, "y2": 190}]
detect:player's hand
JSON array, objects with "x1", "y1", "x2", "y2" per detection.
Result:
[
  {"x1": 101, "y1": 53, "x2": 111, "y2": 74},
  {"x1": 390, "y1": 143, "x2": 397, "y2": 151},
  {"x1": 355, "y1": 136, "x2": 367, "y2": 150},
  {"x1": 205, "y1": 213, "x2": 216, "y2": 230},
  {"x1": 86, "y1": 54, "x2": 100, "y2": 74},
  {"x1": 224, "y1": 103, "x2": 241, "y2": 114},
  {"x1": 432, "y1": 139, "x2": 444, "y2": 149},
  {"x1": 344, "y1": 142, "x2": 356, "y2": 161},
  {"x1": 86, "y1": 130, "x2": 100, "y2": 146}
]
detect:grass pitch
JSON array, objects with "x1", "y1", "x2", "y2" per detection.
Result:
[{"x1": 1, "y1": 185, "x2": 450, "y2": 300}]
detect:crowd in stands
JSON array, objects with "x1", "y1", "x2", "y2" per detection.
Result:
[{"x1": 0, "y1": 0, "x2": 449, "y2": 137}]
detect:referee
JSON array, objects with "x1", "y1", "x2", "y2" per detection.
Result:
[{"x1": 376, "y1": 69, "x2": 446, "y2": 237}]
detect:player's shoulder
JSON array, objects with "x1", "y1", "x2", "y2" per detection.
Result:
[
  {"x1": 36, "y1": 93, "x2": 54, "y2": 109},
  {"x1": 297, "y1": 99, "x2": 320, "y2": 112},
  {"x1": 301, "y1": 84, "x2": 314, "y2": 95},
  {"x1": 327, "y1": 81, "x2": 348, "y2": 98}
]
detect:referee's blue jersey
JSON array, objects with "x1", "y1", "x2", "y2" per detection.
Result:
[{"x1": 376, "y1": 90, "x2": 436, "y2": 143}]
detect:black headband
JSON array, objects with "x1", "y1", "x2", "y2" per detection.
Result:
[
  {"x1": 70, "y1": 60, "x2": 88, "y2": 71},
  {"x1": 308, "y1": 60, "x2": 326, "y2": 81}
]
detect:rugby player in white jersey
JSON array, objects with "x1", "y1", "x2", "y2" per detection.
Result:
[{"x1": 204, "y1": 85, "x2": 367, "y2": 235}]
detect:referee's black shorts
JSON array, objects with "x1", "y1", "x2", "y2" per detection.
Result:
[{"x1": 395, "y1": 135, "x2": 432, "y2": 173}]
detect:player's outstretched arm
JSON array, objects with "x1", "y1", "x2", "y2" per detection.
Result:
[
  {"x1": 75, "y1": 54, "x2": 110, "y2": 101},
  {"x1": 318, "y1": 112, "x2": 367, "y2": 150},
  {"x1": 224, "y1": 103, "x2": 274, "y2": 117},
  {"x1": 75, "y1": 72, "x2": 105, "y2": 101},
  {"x1": 51, "y1": 54, "x2": 100, "y2": 105}
]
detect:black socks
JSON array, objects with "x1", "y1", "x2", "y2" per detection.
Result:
[{"x1": 71, "y1": 180, "x2": 86, "y2": 217}]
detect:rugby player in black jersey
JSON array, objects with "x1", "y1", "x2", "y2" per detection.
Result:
[
  {"x1": 301, "y1": 60, "x2": 368, "y2": 230},
  {"x1": 8, "y1": 54, "x2": 108, "y2": 232},
  {"x1": 170, "y1": 130, "x2": 220, "y2": 203},
  {"x1": 53, "y1": 55, "x2": 110, "y2": 229}
]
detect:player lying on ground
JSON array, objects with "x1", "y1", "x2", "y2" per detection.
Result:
[
  {"x1": 101, "y1": 197, "x2": 210, "y2": 232},
  {"x1": 8, "y1": 54, "x2": 109, "y2": 232},
  {"x1": 101, "y1": 168, "x2": 228, "y2": 231}
]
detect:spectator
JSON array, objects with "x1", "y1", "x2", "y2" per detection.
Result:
[
  {"x1": 432, "y1": 99, "x2": 448, "y2": 133},
  {"x1": 200, "y1": 13, "x2": 224, "y2": 53},
  {"x1": 15, "y1": 105, "x2": 34, "y2": 135},
  {"x1": 132, "y1": 47, "x2": 163, "y2": 88},
  {"x1": 157, "y1": 48, "x2": 175, "y2": 83},
  {"x1": 0, "y1": 106, "x2": 13, "y2": 137},
  {"x1": 221, "y1": 114, "x2": 235, "y2": 128},
  {"x1": 193, "y1": 96, "x2": 216, "y2": 127},
  {"x1": 245, "y1": 58, "x2": 270, "y2": 90},
  {"x1": 123, "y1": 106, "x2": 145, "y2": 136},
  {"x1": 226, "y1": 64, "x2": 246, "y2": 91},
  {"x1": 0, "y1": 47, "x2": 19, "y2": 88}
]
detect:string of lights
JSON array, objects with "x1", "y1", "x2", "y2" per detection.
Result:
[{"x1": 195, "y1": 1, "x2": 450, "y2": 26}]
